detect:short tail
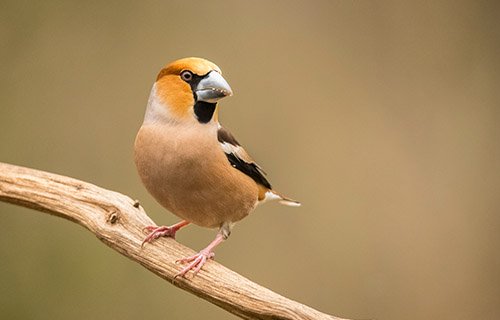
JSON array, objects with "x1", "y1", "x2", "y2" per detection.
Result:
[
  {"x1": 265, "y1": 190, "x2": 301, "y2": 207},
  {"x1": 278, "y1": 196, "x2": 301, "y2": 207}
]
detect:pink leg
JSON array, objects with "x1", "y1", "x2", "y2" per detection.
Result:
[
  {"x1": 141, "y1": 220, "x2": 190, "y2": 247},
  {"x1": 175, "y1": 232, "x2": 225, "y2": 278}
]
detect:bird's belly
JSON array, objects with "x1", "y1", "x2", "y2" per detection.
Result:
[{"x1": 134, "y1": 126, "x2": 258, "y2": 228}]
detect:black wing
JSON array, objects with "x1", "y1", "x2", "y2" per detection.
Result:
[{"x1": 217, "y1": 126, "x2": 272, "y2": 189}]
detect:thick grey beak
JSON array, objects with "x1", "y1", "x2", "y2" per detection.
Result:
[{"x1": 195, "y1": 71, "x2": 233, "y2": 103}]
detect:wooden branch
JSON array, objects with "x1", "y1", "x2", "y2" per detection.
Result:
[{"x1": 0, "y1": 162, "x2": 347, "y2": 320}]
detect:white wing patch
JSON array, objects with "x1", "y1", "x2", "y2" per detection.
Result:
[
  {"x1": 217, "y1": 125, "x2": 301, "y2": 207},
  {"x1": 220, "y1": 141, "x2": 240, "y2": 155},
  {"x1": 219, "y1": 141, "x2": 264, "y2": 171},
  {"x1": 218, "y1": 125, "x2": 272, "y2": 189}
]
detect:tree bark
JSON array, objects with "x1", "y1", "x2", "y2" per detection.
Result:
[{"x1": 0, "y1": 162, "x2": 347, "y2": 320}]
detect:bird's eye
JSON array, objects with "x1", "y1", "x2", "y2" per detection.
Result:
[{"x1": 180, "y1": 71, "x2": 193, "y2": 82}]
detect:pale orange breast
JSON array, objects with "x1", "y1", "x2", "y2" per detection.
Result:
[{"x1": 134, "y1": 124, "x2": 259, "y2": 228}]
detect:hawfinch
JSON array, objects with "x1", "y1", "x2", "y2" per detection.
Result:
[{"x1": 134, "y1": 57, "x2": 299, "y2": 278}]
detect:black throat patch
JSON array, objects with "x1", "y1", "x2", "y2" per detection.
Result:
[{"x1": 193, "y1": 101, "x2": 217, "y2": 124}]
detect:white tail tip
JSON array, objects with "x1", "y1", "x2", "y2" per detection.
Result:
[
  {"x1": 279, "y1": 199, "x2": 301, "y2": 207},
  {"x1": 262, "y1": 191, "x2": 301, "y2": 207}
]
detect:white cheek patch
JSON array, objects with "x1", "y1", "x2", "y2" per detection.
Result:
[{"x1": 143, "y1": 84, "x2": 173, "y2": 125}]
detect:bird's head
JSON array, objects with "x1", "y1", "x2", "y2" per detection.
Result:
[{"x1": 149, "y1": 57, "x2": 232, "y2": 125}]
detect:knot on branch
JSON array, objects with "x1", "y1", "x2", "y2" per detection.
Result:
[{"x1": 107, "y1": 210, "x2": 119, "y2": 224}]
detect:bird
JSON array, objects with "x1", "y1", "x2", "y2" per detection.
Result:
[{"x1": 134, "y1": 57, "x2": 300, "y2": 278}]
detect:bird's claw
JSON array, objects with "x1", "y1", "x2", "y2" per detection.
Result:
[
  {"x1": 174, "y1": 250, "x2": 215, "y2": 278},
  {"x1": 141, "y1": 225, "x2": 178, "y2": 247}
]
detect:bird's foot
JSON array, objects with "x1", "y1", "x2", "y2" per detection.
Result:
[
  {"x1": 141, "y1": 220, "x2": 190, "y2": 247},
  {"x1": 174, "y1": 249, "x2": 215, "y2": 278},
  {"x1": 141, "y1": 225, "x2": 178, "y2": 247}
]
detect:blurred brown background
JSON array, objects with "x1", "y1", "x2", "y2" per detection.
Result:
[{"x1": 1, "y1": 1, "x2": 499, "y2": 319}]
